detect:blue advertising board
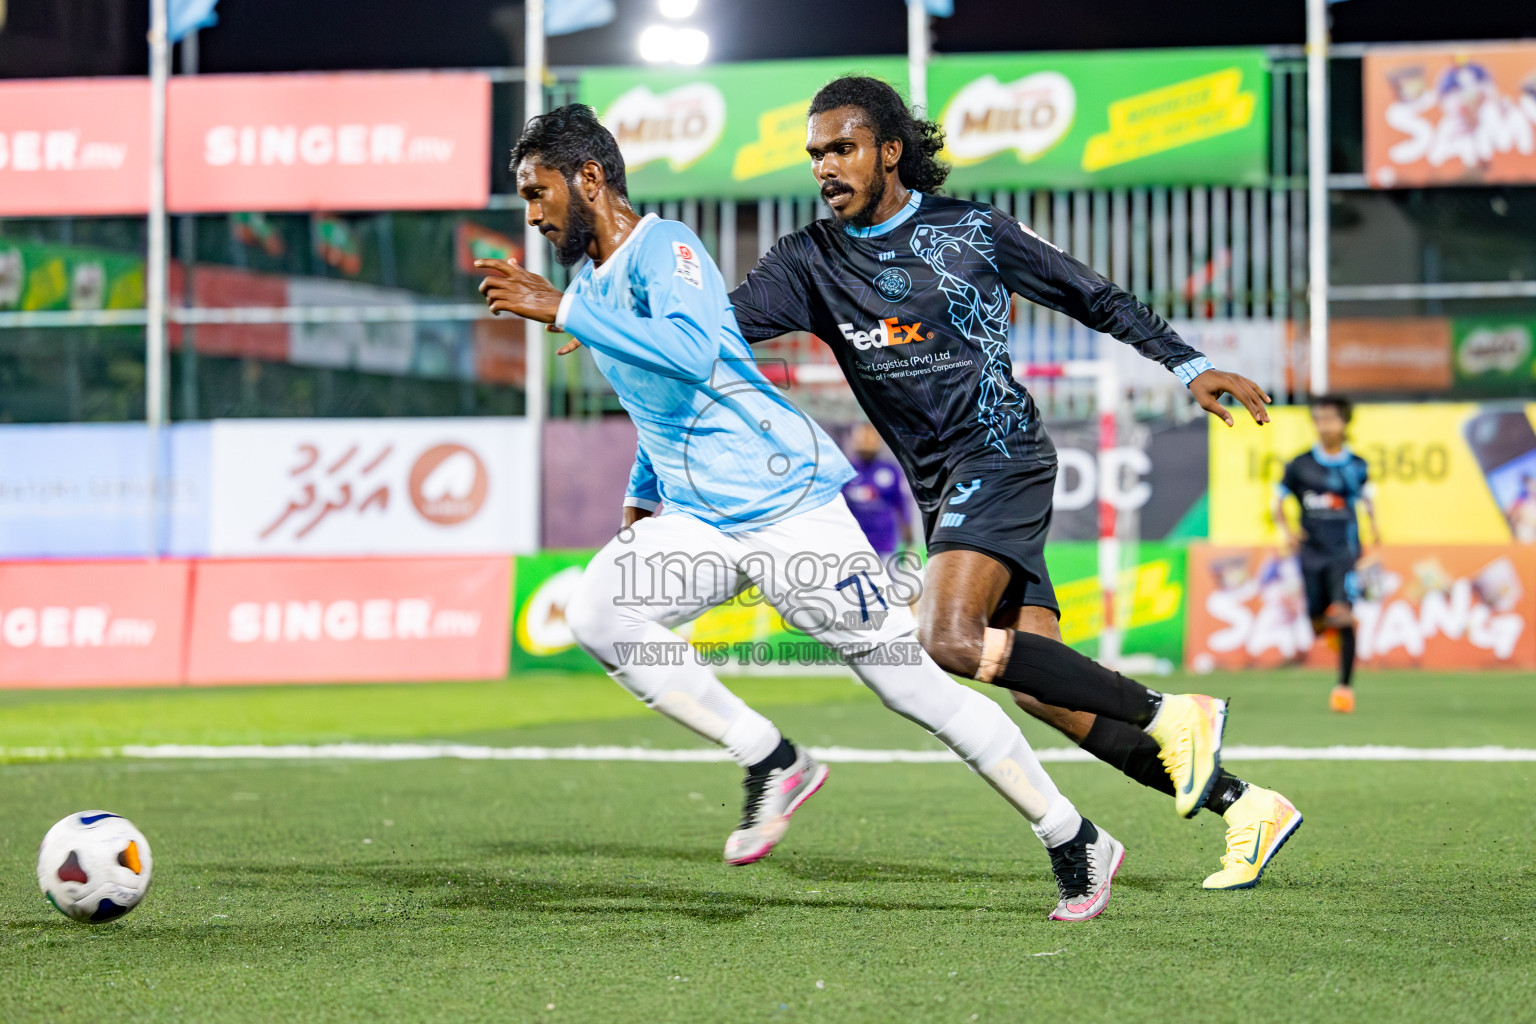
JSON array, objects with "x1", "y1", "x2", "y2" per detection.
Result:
[{"x1": 0, "y1": 423, "x2": 210, "y2": 558}]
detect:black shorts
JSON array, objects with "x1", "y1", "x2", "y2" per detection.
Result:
[
  {"x1": 922, "y1": 457, "x2": 1059, "y2": 616},
  {"x1": 1299, "y1": 550, "x2": 1358, "y2": 621}
]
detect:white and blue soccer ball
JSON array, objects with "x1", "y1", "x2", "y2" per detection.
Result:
[{"x1": 36, "y1": 811, "x2": 154, "y2": 923}]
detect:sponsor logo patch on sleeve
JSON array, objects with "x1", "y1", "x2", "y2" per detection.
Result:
[{"x1": 672, "y1": 240, "x2": 703, "y2": 289}]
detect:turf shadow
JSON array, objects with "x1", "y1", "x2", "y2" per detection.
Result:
[
  {"x1": 157, "y1": 859, "x2": 1037, "y2": 922},
  {"x1": 477, "y1": 836, "x2": 1030, "y2": 886}
]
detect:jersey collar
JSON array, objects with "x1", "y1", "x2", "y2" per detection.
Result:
[
  {"x1": 1312, "y1": 443, "x2": 1354, "y2": 467},
  {"x1": 590, "y1": 213, "x2": 659, "y2": 278},
  {"x1": 842, "y1": 189, "x2": 922, "y2": 239}
]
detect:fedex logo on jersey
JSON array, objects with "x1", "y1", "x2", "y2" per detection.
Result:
[
  {"x1": 1302, "y1": 491, "x2": 1347, "y2": 511},
  {"x1": 837, "y1": 318, "x2": 929, "y2": 351}
]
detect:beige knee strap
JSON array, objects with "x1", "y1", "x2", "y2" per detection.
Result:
[{"x1": 977, "y1": 627, "x2": 1012, "y2": 683}]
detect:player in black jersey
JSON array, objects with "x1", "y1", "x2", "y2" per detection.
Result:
[
  {"x1": 1274, "y1": 395, "x2": 1380, "y2": 714},
  {"x1": 729, "y1": 76, "x2": 1301, "y2": 889}
]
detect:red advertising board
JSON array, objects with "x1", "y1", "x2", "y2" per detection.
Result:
[
  {"x1": 1366, "y1": 45, "x2": 1536, "y2": 188},
  {"x1": 0, "y1": 72, "x2": 491, "y2": 217},
  {"x1": 1283, "y1": 317, "x2": 1454, "y2": 395},
  {"x1": 0, "y1": 561, "x2": 191, "y2": 687},
  {"x1": 0, "y1": 79, "x2": 152, "y2": 216},
  {"x1": 1186, "y1": 545, "x2": 1536, "y2": 671},
  {"x1": 168, "y1": 263, "x2": 292, "y2": 361},
  {"x1": 167, "y1": 72, "x2": 491, "y2": 213},
  {"x1": 184, "y1": 557, "x2": 511, "y2": 684}
]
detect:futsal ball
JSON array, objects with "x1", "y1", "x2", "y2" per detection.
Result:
[{"x1": 36, "y1": 811, "x2": 153, "y2": 923}]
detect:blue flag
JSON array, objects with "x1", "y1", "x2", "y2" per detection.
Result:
[
  {"x1": 168, "y1": 0, "x2": 219, "y2": 41},
  {"x1": 546, "y1": 0, "x2": 616, "y2": 36}
]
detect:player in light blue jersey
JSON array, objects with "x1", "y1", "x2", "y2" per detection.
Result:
[
  {"x1": 552, "y1": 207, "x2": 850, "y2": 531},
  {"x1": 476, "y1": 105, "x2": 1124, "y2": 921}
]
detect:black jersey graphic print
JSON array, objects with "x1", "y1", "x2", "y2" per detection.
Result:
[{"x1": 729, "y1": 192, "x2": 1210, "y2": 511}]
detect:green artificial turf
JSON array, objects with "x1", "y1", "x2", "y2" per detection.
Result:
[{"x1": 1, "y1": 671, "x2": 1533, "y2": 1023}]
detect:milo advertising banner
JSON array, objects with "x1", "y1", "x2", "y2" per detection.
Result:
[
  {"x1": 511, "y1": 543, "x2": 1186, "y2": 672},
  {"x1": 578, "y1": 48, "x2": 1269, "y2": 201},
  {"x1": 578, "y1": 57, "x2": 906, "y2": 202},
  {"x1": 932, "y1": 49, "x2": 1270, "y2": 191},
  {"x1": 510, "y1": 549, "x2": 809, "y2": 674},
  {"x1": 1209, "y1": 403, "x2": 1536, "y2": 546},
  {"x1": 0, "y1": 239, "x2": 145, "y2": 312},
  {"x1": 1452, "y1": 317, "x2": 1536, "y2": 398}
]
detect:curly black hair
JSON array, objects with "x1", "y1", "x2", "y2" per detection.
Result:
[
  {"x1": 510, "y1": 103, "x2": 629, "y2": 199},
  {"x1": 808, "y1": 76, "x2": 950, "y2": 194}
]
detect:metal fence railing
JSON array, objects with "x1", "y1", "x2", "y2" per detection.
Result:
[{"x1": 5, "y1": 50, "x2": 1535, "y2": 426}]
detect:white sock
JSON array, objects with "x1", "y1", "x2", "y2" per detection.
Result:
[
  {"x1": 1030, "y1": 795, "x2": 1086, "y2": 849},
  {"x1": 583, "y1": 620, "x2": 782, "y2": 769},
  {"x1": 849, "y1": 643, "x2": 1083, "y2": 845}
]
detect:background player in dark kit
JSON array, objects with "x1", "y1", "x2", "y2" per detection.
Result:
[
  {"x1": 1274, "y1": 395, "x2": 1380, "y2": 713},
  {"x1": 729, "y1": 76, "x2": 1302, "y2": 887}
]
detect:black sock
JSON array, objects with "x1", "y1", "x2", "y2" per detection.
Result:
[
  {"x1": 748, "y1": 737, "x2": 796, "y2": 776},
  {"x1": 1338, "y1": 626, "x2": 1356, "y2": 688},
  {"x1": 1202, "y1": 771, "x2": 1248, "y2": 815},
  {"x1": 1079, "y1": 716, "x2": 1175, "y2": 796},
  {"x1": 993, "y1": 630, "x2": 1163, "y2": 726},
  {"x1": 1079, "y1": 716, "x2": 1249, "y2": 815}
]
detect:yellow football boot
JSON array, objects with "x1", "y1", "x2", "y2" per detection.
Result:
[
  {"x1": 1203, "y1": 786, "x2": 1303, "y2": 890},
  {"x1": 1329, "y1": 685, "x2": 1356, "y2": 713},
  {"x1": 1146, "y1": 694, "x2": 1227, "y2": 818}
]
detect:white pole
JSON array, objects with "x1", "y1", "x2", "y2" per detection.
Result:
[
  {"x1": 906, "y1": 0, "x2": 928, "y2": 113},
  {"x1": 524, "y1": 0, "x2": 546, "y2": 541},
  {"x1": 1306, "y1": 0, "x2": 1330, "y2": 394},
  {"x1": 146, "y1": 0, "x2": 169, "y2": 558},
  {"x1": 1095, "y1": 361, "x2": 1122, "y2": 669},
  {"x1": 177, "y1": 29, "x2": 198, "y2": 422}
]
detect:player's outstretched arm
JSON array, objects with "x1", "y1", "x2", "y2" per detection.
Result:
[
  {"x1": 1189, "y1": 368, "x2": 1272, "y2": 427},
  {"x1": 727, "y1": 237, "x2": 814, "y2": 344},
  {"x1": 475, "y1": 258, "x2": 562, "y2": 323},
  {"x1": 992, "y1": 211, "x2": 1270, "y2": 425},
  {"x1": 557, "y1": 228, "x2": 720, "y2": 382}
]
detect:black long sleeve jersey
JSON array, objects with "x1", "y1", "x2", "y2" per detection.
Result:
[{"x1": 728, "y1": 191, "x2": 1211, "y2": 512}]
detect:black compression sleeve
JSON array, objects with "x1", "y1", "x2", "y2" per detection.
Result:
[
  {"x1": 990, "y1": 630, "x2": 1163, "y2": 726},
  {"x1": 1080, "y1": 717, "x2": 1248, "y2": 816}
]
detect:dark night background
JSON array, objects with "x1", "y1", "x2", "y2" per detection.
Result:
[{"x1": 0, "y1": 0, "x2": 1532, "y2": 78}]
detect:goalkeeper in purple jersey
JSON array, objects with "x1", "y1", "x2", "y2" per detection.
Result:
[
  {"x1": 728, "y1": 76, "x2": 1302, "y2": 890},
  {"x1": 843, "y1": 423, "x2": 913, "y2": 560}
]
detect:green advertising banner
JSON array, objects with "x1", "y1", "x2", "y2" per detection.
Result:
[
  {"x1": 933, "y1": 49, "x2": 1270, "y2": 192},
  {"x1": 0, "y1": 239, "x2": 145, "y2": 312},
  {"x1": 512, "y1": 543, "x2": 1187, "y2": 673},
  {"x1": 1451, "y1": 316, "x2": 1536, "y2": 398},
  {"x1": 511, "y1": 549, "x2": 803, "y2": 674},
  {"x1": 579, "y1": 57, "x2": 907, "y2": 202},
  {"x1": 1048, "y1": 542, "x2": 1187, "y2": 664},
  {"x1": 578, "y1": 49, "x2": 1268, "y2": 201},
  {"x1": 510, "y1": 550, "x2": 599, "y2": 673}
]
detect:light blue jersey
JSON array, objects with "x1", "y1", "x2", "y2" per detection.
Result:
[{"x1": 555, "y1": 214, "x2": 852, "y2": 531}]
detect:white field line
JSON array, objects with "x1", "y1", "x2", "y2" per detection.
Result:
[{"x1": 40, "y1": 743, "x2": 1534, "y2": 763}]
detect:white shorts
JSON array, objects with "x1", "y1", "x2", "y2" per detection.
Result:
[{"x1": 581, "y1": 495, "x2": 920, "y2": 654}]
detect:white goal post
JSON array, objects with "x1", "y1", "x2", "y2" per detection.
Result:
[{"x1": 1015, "y1": 359, "x2": 1129, "y2": 668}]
